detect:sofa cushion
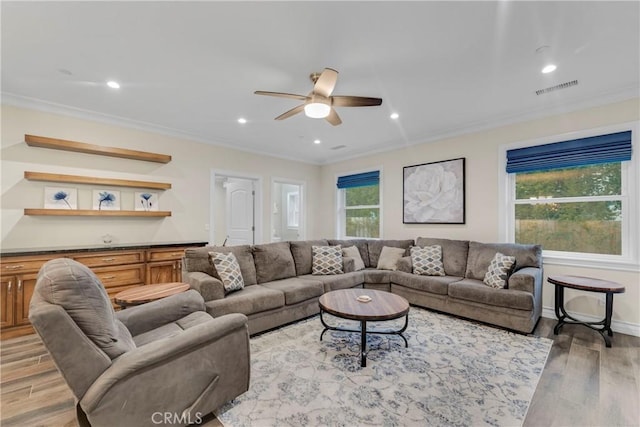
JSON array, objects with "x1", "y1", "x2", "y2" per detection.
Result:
[
  {"x1": 448, "y1": 279, "x2": 534, "y2": 311},
  {"x1": 209, "y1": 252, "x2": 245, "y2": 293},
  {"x1": 377, "y1": 246, "x2": 406, "y2": 270},
  {"x1": 328, "y1": 239, "x2": 371, "y2": 267},
  {"x1": 416, "y1": 237, "x2": 469, "y2": 277},
  {"x1": 342, "y1": 246, "x2": 365, "y2": 271},
  {"x1": 252, "y1": 242, "x2": 297, "y2": 283},
  {"x1": 465, "y1": 242, "x2": 542, "y2": 281},
  {"x1": 300, "y1": 271, "x2": 364, "y2": 292},
  {"x1": 312, "y1": 245, "x2": 343, "y2": 275},
  {"x1": 35, "y1": 258, "x2": 136, "y2": 360},
  {"x1": 411, "y1": 245, "x2": 445, "y2": 276},
  {"x1": 262, "y1": 277, "x2": 324, "y2": 305},
  {"x1": 367, "y1": 239, "x2": 413, "y2": 268},
  {"x1": 483, "y1": 252, "x2": 516, "y2": 289},
  {"x1": 184, "y1": 245, "x2": 257, "y2": 286},
  {"x1": 205, "y1": 285, "x2": 284, "y2": 317},
  {"x1": 391, "y1": 271, "x2": 459, "y2": 295},
  {"x1": 290, "y1": 239, "x2": 329, "y2": 275},
  {"x1": 363, "y1": 268, "x2": 391, "y2": 284}
]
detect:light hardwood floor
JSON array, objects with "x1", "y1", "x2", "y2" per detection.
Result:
[{"x1": 1, "y1": 317, "x2": 638, "y2": 427}]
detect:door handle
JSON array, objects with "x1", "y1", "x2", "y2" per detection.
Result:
[
  {"x1": 102, "y1": 275, "x2": 116, "y2": 280},
  {"x1": 17, "y1": 280, "x2": 22, "y2": 292},
  {"x1": 7, "y1": 281, "x2": 12, "y2": 293},
  {"x1": 101, "y1": 258, "x2": 116, "y2": 262}
]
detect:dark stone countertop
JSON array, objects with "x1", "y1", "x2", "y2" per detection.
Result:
[{"x1": 0, "y1": 241, "x2": 208, "y2": 257}]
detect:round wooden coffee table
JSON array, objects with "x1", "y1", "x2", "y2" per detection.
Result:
[
  {"x1": 114, "y1": 282, "x2": 190, "y2": 308},
  {"x1": 319, "y1": 288, "x2": 410, "y2": 367}
]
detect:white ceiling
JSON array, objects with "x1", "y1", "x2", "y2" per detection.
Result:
[{"x1": 2, "y1": 1, "x2": 639, "y2": 164}]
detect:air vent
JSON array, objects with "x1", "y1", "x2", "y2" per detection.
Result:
[
  {"x1": 535, "y1": 80, "x2": 578, "y2": 96},
  {"x1": 331, "y1": 145, "x2": 347, "y2": 150}
]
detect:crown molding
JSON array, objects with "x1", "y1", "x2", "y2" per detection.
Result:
[{"x1": 0, "y1": 92, "x2": 321, "y2": 166}]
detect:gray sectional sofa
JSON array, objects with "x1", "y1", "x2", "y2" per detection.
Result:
[{"x1": 182, "y1": 237, "x2": 542, "y2": 335}]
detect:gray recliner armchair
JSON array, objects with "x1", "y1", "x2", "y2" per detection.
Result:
[{"x1": 29, "y1": 258, "x2": 250, "y2": 427}]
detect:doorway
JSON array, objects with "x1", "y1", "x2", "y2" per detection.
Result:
[
  {"x1": 211, "y1": 171, "x2": 262, "y2": 246},
  {"x1": 271, "y1": 179, "x2": 305, "y2": 242}
]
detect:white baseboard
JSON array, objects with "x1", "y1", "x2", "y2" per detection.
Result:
[{"x1": 541, "y1": 306, "x2": 640, "y2": 337}]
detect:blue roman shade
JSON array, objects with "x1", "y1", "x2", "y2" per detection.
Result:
[
  {"x1": 336, "y1": 171, "x2": 380, "y2": 189},
  {"x1": 506, "y1": 130, "x2": 632, "y2": 173}
]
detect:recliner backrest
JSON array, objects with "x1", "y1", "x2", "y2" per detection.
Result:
[{"x1": 31, "y1": 258, "x2": 136, "y2": 359}]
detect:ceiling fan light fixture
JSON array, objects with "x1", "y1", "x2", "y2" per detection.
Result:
[{"x1": 304, "y1": 102, "x2": 331, "y2": 119}]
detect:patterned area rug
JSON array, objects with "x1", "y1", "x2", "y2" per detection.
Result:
[{"x1": 217, "y1": 307, "x2": 552, "y2": 427}]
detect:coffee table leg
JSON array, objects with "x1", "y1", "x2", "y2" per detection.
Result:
[{"x1": 360, "y1": 320, "x2": 367, "y2": 368}]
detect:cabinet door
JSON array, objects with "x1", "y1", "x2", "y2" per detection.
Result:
[
  {"x1": 146, "y1": 261, "x2": 178, "y2": 284},
  {"x1": 15, "y1": 272, "x2": 38, "y2": 326},
  {"x1": 0, "y1": 276, "x2": 15, "y2": 328}
]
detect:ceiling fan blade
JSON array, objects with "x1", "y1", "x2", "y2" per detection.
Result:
[
  {"x1": 254, "y1": 91, "x2": 307, "y2": 101},
  {"x1": 313, "y1": 68, "x2": 339, "y2": 98},
  {"x1": 275, "y1": 104, "x2": 305, "y2": 120},
  {"x1": 332, "y1": 96, "x2": 383, "y2": 107},
  {"x1": 325, "y1": 108, "x2": 342, "y2": 126}
]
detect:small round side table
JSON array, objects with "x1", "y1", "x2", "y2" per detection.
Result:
[{"x1": 548, "y1": 275, "x2": 625, "y2": 347}]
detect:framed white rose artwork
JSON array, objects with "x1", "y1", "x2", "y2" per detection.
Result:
[{"x1": 403, "y1": 157, "x2": 465, "y2": 224}]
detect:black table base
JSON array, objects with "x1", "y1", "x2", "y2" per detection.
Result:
[
  {"x1": 554, "y1": 285, "x2": 617, "y2": 347},
  {"x1": 319, "y1": 310, "x2": 409, "y2": 367}
]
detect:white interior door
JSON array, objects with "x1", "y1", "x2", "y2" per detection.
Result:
[{"x1": 225, "y1": 179, "x2": 255, "y2": 245}]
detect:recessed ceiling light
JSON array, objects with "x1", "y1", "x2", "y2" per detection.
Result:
[
  {"x1": 106, "y1": 80, "x2": 120, "y2": 89},
  {"x1": 541, "y1": 64, "x2": 557, "y2": 74},
  {"x1": 313, "y1": 139, "x2": 321, "y2": 144},
  {"x1": 390, "y1": 113, "x2": 399, "y2": 120},
  {"x1": 237, "y1": 118, "x2": 247, "y2": 124}
]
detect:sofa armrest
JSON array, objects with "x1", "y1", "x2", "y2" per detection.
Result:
[
  {"x1": 342, "y1": 257, "x2": 356, "y2": 273},
  {"x1": 115, "y1": 290, "x2": 205, "y2": 336},
  {"x1": 184, "y1": 271, "x2": 225, "y2": 302},
  {"x1": 81, "y1": 313, "x2": 249, "y2": 415},
  {"x1": 396, "y1": 256, "x2": 412, "y2": 273},
  {"x1": 508, "y1": 267, "x2": 542, "y2": 294}
]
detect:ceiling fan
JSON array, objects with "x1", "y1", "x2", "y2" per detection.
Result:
[{"x1": 254, "y1": 68, "x2": 383, "y2": 126}]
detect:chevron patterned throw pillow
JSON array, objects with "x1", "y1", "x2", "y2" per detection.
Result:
[
  {"x1": 312, "y1": 245, "x2": 344, "y2": 275},
  {"x1": 411, "y1": 245, "x2": 446, "y2": 276},
  {"x1": 209, "y1": 251, "x2": 245, "y2": 293},
  {"x1": 483, "y1": 252, "x2": 516, "y2": 289}
]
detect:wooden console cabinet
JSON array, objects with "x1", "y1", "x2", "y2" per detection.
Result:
[{"x1": 0, "y1": 241, "x2": 205, "y2": 339}]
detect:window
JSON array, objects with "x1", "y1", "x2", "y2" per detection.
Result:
[
  {"x1": 502, "y1": 124, "x2": 638, "y2": 270},
  {"x1": 337, "y1": 170, "x2": 381, "y2": 238}
]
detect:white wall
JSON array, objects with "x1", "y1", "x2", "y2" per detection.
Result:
[
  {"x1": 318, "y1": 98, "x2": 640, "y2": 331},
  {"x1": 1, "y1": 105, "x2": 321, "y2": 249}
]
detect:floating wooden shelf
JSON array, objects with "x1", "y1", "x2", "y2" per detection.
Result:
[
  {"x1": 24, "y1": 209, "x2": 171, "y2": 217},
  {"x1": 25, "y1": 134, "x2": 172, "y2": 164},
  {"x1": 24, "y1": 172, "x2": 171, "y2": 190}
]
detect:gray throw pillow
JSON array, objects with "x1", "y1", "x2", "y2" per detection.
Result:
[
  {"x1": 483, "y1": 252, "x2": 516, "y2": 289},
  {"x1": 312, "y1": 245, "x2": 344, "y2": 275},
  {"x1": 411, "y1": 245, "x2": 445, "y2": 276},
  {"x1": 209, "y1": 252, "x2": 245, "y2": 293},
  {"x1": 342, "y1": 246, "x2": 365, "y2": 271},
  {"x1": 376, "y1": 246, "x2": 406, "y2": 270}
]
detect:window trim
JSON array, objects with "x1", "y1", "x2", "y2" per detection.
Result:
[
  {"x1": 498, "y1": 121, "x2": 639, "y2": 271},
  {"x1": 336, "y1": 167, "x2": 383, "y2": 239}
]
